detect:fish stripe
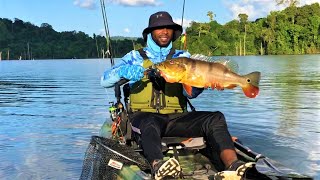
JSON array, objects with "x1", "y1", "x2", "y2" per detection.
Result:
[
  {"x1": 190, "y1": 59, "x2": 197, "y2": 73},
  {"x1": 208, "y1": 63, "x2": 214, "y2": 73}
]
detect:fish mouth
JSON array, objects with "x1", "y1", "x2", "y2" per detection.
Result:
[{"x1": 242, "y1": 85, "x2": 259, "y2": 98}]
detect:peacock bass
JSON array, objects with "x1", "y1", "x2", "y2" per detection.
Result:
[{"x1": 155, "y1": 57, "x2": 261, "y2": 98}]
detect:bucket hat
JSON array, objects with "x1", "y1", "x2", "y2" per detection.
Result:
[{"x1": 142, "y1": 11, "x2": 182, "y2": 42}]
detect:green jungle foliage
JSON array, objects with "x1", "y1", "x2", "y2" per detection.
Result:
[
  {"x1": 0, "y1": 18, "x2": 145, "y2": 60},
  {"x1": 177, "y1": 3, "x2": 320, "y2": 56},
  {"x1": 0, "y1": 3, "x2": 319, "y2": 60}
]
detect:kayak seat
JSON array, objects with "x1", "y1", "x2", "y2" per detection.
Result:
[{"x1": 161, "y1": 137, "x2": 206, "y2": 151}]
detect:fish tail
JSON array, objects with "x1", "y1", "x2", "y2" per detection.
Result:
[{"x1": 242, "y1": 71, "x2": 261, "y2": 98}]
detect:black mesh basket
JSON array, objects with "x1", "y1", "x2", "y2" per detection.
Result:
[{"x1": 80, "y1": 136, "x2": 150, "y2": 180}]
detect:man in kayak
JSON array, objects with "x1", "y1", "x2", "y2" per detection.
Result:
[{"x1": 101, "y1": 11, "x2": 254, "y2": 180}]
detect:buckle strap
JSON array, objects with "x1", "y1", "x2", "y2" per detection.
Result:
[
  {"x1": 166, "y1": 48, "x2": 176, "y2": 60},
  {"x1": 138, "y1": 48, "x2": 148, "y2": 59}
]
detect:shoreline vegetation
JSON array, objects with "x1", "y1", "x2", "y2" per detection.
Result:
[{"x1": 0, "y1": 3, "x2": 319, "y2": 60}]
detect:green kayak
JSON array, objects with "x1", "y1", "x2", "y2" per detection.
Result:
[{"x1": 79, "y1": 135, "x2": 313, "y2": 180}]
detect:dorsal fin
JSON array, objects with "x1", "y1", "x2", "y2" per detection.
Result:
[
  {"x1": 190, "y1": 54, "x2": 215, "y2": 62},
  {"x1": 190, "y1": 54, "x2": 239, "y2": 73},
  {"x1": 215, "y1": 58, "x2": 239, "y2": 73}
]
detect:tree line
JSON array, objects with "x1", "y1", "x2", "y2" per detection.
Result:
[
  {"x1": 177, "y1": 2, "x2": 320, "y2": 56},
  {"x1": 0, "y1": 18, "x2": 145, "y2": 60},
  {"x1": 0, "y1": 3, "x2": 319, "y2": 60}
]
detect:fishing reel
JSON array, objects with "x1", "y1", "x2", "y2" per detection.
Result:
[
  {"x1": 108, "y1": 78, "x2": 129, "y2": 122},
  {"x1": 108, "y1": 101, "x2": 124, "y2": 122}
]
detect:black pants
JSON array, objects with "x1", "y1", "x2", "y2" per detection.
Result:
[{"x1": 130, "y1": 111, "x2": 235, "y2": 166}]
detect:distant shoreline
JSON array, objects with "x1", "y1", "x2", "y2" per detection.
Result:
[{"x1": 1, "y1": 53, "x2": 320, "y2": 62}]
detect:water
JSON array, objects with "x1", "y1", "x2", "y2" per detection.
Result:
[{"x1": 0, "y1": 56, "x2": 319, "y2": 179}]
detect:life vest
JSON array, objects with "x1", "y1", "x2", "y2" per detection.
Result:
[{"x1": 128, "y1": 49, "x2": 187, "y2": 114}]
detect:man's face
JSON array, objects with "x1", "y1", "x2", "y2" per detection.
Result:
[{"x1": 151, "y1": 27, "x2": 174, "y2": 47}]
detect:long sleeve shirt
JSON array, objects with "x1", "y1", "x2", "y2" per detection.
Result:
[{"x1": 100, "y1": 34, "x2": 203, "y2": 98}]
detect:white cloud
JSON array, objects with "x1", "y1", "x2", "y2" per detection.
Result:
[
  {"x1": 106, "y1": 0, "x2": 162, "y2": 6},
  {"x1": 99, "y1": 28, "x2": 106, "y2": 36},
  {"x1": 302, "y1": 0, "x2": 320, "y2": 5},
  {"x1": 173, "y1": 18, "x2": 194, "y2": 30},
  {"x1": 229, "y1": 3, "x2": 256, "y2": 20},
  {"x1": 124, "y1": 28, "x2": 130, "y2": 33},
  {"x1": 224, "y1": 0, "x2": 320, "y2": 21},
  {"x1": 73, "y1": 0, "x2": 96, "y2": 9}
]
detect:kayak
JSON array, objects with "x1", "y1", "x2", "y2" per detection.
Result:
[{"x1": 79, "y1": 134, "x2": 313, "y2": 180}]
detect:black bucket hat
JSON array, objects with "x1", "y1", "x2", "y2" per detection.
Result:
[{"x1": 142, "y1": 11, "x2": 182, "y2": 42}]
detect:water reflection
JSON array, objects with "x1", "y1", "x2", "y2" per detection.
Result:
[
  {"x1": 274, "y1": 60, "x2": 304, "y2": 137},
  {"x1": 262, "y1": 56, "x2": 320, "y2": 178}
]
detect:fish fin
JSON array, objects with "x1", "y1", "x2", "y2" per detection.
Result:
[
  {"x1": 225, "y1": 84, "x2": 237, "y2": 89},
  {"x1": 212, "y1": 83, "x2": 225, "y2": 91},
  {"x1": 242, "y1": 71, "x2": 261, "y2": 98},
  {"x1": 183, "y1": 84, "x2": 193, "y2": 96},
  {"x1": 215, "y1": 58, "x2": 239, "y2": 73},
  {"x1": 190, "y1": 54, "x2": 214, "y2": 62},
  {"x1": 190, "y1": 54, "x2": 239, "y2": 73}
]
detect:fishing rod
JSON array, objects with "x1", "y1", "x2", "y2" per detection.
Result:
[
  {"x1": 100, "y1": 0, "x2": 115, "y2": 66},
  {"x1": 180, "y1": 0, "x2": 186, "y2": 50},
  {"x1": 181, "y1": 0, "x2": 186, "y2": 29}
]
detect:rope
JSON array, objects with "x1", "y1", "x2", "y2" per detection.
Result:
[{"x1": 100, "y1": 0, "x2": 115, "y2": 66}]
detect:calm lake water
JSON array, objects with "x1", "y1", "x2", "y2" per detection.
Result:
[{"x1": 0, "y1": 55, "x2": 319, "y2": 180}]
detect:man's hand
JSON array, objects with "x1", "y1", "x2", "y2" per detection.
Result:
[{"x1": 146, "y1": 68, "x2": 161, "y2": 79}]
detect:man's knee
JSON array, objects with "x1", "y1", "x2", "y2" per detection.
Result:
[
  {"x1": 131, "y1": 112, "x2": 162, "y2": 133},
  {"x1": 208, "y1": 111, "x2": 227, "y2": 126},
  {"x1": 131, "y1": 112, "x2": 155, "y2": 126}
]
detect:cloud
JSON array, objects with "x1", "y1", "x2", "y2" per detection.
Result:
[
  {"x1": 124, "y1": 28, "x2": 130, "y2": 33},
  {"x1": 173, "y1": 18, "x2": 194, "y2": 30},
  {"x1": 302, "y1": 0, "x2": 320, "y2": 5},
  {"x1": 224, "y1": 0, "x2": 281, "y2": 21},
  {"x1": 99, "y1": 28, "x2": 106, "y2": 36},
  {"x1": 106, "y1": 0, "x2": 162, "y2": 6},
  {"x1": 224, "y1": 0, "x2": 320, "y2": 21},
  {"x1": 73, "y1": 0, "x2": 96, "y2": 9}
]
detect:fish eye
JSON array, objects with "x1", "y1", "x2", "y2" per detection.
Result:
[{"x1": 169, "y1": 60, "x2": 174, "y2": 64}]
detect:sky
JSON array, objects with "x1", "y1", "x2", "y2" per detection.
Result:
[{"x1": 0, "y1": 0, "x2": 319, "y2": 38}]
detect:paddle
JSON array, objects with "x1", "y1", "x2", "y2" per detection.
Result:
[{"x1": 234, "y1": 140, "x2": 313, "y2": 179}]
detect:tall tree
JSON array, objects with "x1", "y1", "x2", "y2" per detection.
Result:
[
  {"x1": 238, "y1": 14, "x2": 248, "y2": 55},
  {"x1": 207, "y1": 11, "x2": 215, "y2": 22},
  {"x1": 197, "y1": 23, "x2": 210, "y2": 37}
]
